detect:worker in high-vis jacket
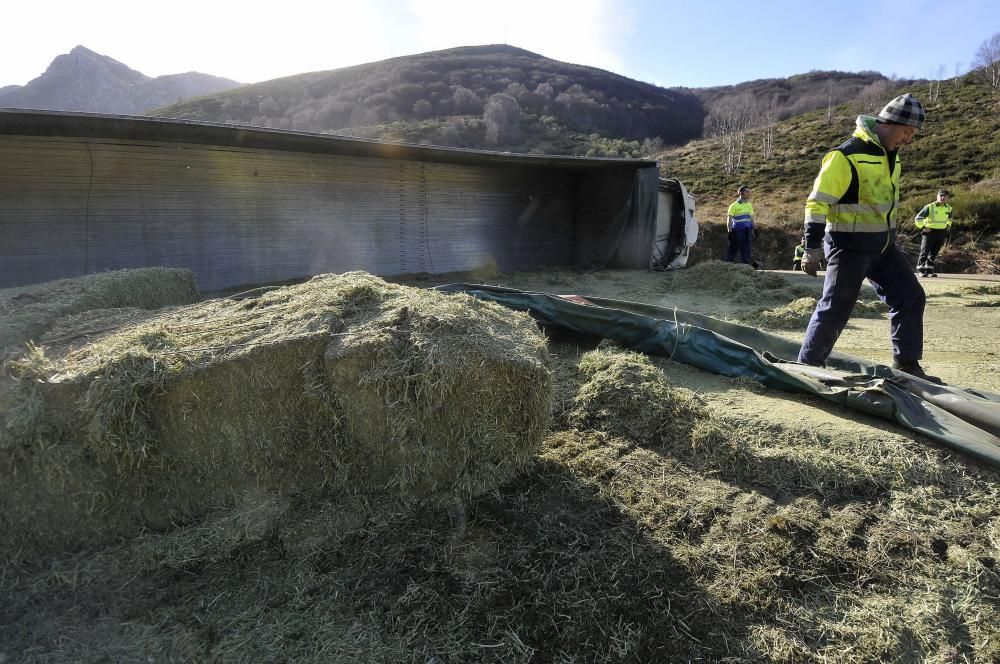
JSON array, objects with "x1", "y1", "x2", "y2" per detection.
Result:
[
  {"x1": 792, "y1": 237, "x2": 806, "y2": 270},
  {"x1": 725, "y1": 185, "x2": 755, "y2": 264},
  {"x1": 798, "y1": 93, "x2": 943, "y2": 384},
  {"x1": 914, "y1": 189, "x2": 952, "y2": 277}
]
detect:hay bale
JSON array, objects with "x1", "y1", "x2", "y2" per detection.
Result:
[
  {"x1": 0, "y1": 268, "x2": 200, "y2": 354},
  {"x1": 0, "y1": 272, "x2": 551, "y2": 559}
]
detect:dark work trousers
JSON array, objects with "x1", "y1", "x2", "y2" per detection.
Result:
[
  {"x1": 725, "y1": 227, "x2": 753, "y2": 264},
  {"x1": 798, "y1": 244, "x2": 925, "y2": 366},
  {"x1": 917, "y1": 229, "x2": 947, "y2": 274}
]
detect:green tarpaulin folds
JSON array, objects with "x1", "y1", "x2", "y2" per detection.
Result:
[{"x1": 437, "y1": 283, "x2": 1000, "y2": 469}]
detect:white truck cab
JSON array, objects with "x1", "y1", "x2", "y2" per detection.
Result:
[{"x1": 651, "y1": 177, "x2": 698, "y2": 270}]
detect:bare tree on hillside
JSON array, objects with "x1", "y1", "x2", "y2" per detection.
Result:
[
  {"x1": 704, "y1": 94, "x2": 755, "y2": 175},
  {"x1": 973, "y1": 32, "x2": 1000, "y2": 89},
  {"x1": 754, "y1": 95, "x2": 779, "y2": 161},
  {"x1": 928, "y1": 65, "x2": 946, "y2": 102},
  {"x1": 953, "y1": 62, "x2": 965, "y2": 89},
  {"x1": 855, "y1": 79, "x2": 895, "y2": 115},
  {"x1": 641, "y1": 136, "x2": 665, "y2": 157},
  {"x1": 825, "y1": 80, "x2": 837, "y2": 125},
  {"x1": 452, "y1": 86, "x2": 484, "y2": 114},
  {"x1": 483, "y1": 93, "x2": 521, "y2": 145}
]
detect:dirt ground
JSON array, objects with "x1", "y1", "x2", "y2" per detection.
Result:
[{"x1": 3, "y1": 264, "x2": 999, "y2": 663}]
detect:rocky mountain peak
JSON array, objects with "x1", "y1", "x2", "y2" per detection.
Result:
[{"x1": 0, "y1": 46, "x2": 241, "y2": 114}]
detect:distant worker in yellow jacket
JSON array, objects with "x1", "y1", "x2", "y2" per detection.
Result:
[
  {"x1": 914, "y1": 189, "x2": 952, "y2": 278},
  {"x1": 725, "y1": 185, "x2": 755, "y2": 264},
  {"x1": 792, "y1": 237, "x2": 806, "y2": 270}
]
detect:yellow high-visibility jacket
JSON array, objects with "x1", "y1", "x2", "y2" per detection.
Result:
[
  {"x1": 804, "y1": 116, "x2": 899, "y2": 253},
  {"x1": 914, "y1": 202, "x2": 952, "y2": 230},
  {"x1": 727, "y1": 200, "x2": 755, "y2": 230}
]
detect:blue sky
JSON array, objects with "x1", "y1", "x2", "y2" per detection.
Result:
[{"x1": 2, "y1": 0, "x2": 998, "y2": 89}]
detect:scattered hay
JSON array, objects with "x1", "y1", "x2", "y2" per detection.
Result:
[
  {"x1": 741, "y1": 296, "x2": 888, "y2": 329},
  {"x1": 664, "y1": 260, "x2": 814, "y2": 304},
  {"x1": 3, "y1": 273, "x2": 1000, "y2": 663},
  {"x1": 567, "y1": 348, "x2": 707, "y2": 448},
  {"x1": 960, "y1": 284, "x2": 1000, "y2": 297},
  {"x1": 965, "y1": 297, "x2": 1000, "y2": 307},
  {"x1": 0, "y1": 268, "x2": 199, "y2": 354},
  {"x1": 0, "y1": 272, "x2": 551, "y2": 559}
]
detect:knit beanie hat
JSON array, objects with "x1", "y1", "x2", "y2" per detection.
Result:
[{"x1": 877, "y1": 93, "x2": 925, "y2": 128}]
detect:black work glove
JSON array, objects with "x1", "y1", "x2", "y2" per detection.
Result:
[{"x1": 728, "y1": 230, "x2": 736, "y2": 241}]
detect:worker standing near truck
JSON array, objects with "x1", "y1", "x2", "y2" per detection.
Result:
[
  {"x1": 914, "y1": 189, "x2": 953, "y2": 277},
  {"x1": 725, "y1": 185, "x2": 755, "y2": 265},
  {"x1": 798, "y1": 93, "x2": 943, "y2": 384}
]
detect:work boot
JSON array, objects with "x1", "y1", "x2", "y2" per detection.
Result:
[
  {"x1": 891, "y1": 359, "x2": 944, "y2": 385},
  {"x1": 929, "y1": 272, "x2": 938, "y2": 278}
]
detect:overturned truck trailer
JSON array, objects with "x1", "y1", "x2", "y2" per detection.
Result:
[{"x1": 0, "y1": 109, "x2": 696, "y2": 291}]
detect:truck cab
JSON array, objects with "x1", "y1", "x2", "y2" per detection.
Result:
[{"x1": 651, "y1": 177, "x2": 698, "y2": 269}]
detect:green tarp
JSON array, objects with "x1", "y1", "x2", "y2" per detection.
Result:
[{"x1": 437, "y1": 284, "x2": 1000, "y2": 469}]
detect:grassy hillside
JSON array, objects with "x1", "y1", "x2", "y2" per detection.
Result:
[
  {"x1": 147, "y1": 44, "x2": 705, "y2": 157},
  {"x1": 689, "y1": 70, "x2": 891, "y2": 120},
  {"x1": 664, "y1": 76, "x2": 1000, "y2": 272},
  {"x1": 147, "y1": 45, "x2": 899, "y2": 160}
]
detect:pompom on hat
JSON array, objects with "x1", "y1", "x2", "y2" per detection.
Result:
[{"x1": 876, "y1": 93, "x2": 925, "y2": 128}]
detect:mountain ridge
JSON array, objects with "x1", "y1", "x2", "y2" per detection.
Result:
[{"x1": 0, "y1": 45, "x2": 242, "y2": 115}]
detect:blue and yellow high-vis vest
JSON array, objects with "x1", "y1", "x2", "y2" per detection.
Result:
[
  {"x1": 804, "y1": 116, "x2": 899, "y2": 253},
  {"x1": 728, "y1": 200, "x2": 754, "y2": 230},
  {"x1": 914, "y1": 202, "x2": 952, "y2": 230}
]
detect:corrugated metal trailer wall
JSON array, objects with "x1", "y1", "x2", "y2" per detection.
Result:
[{"x1": 0, "y1": 111, "x2": 658, "y2": 292}]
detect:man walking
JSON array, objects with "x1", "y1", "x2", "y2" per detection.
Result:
[
  {"x1": 798, "y1": 93, "x2": 942, "y2": 384},
  {"x1": 915, "y1": 189, "x2": 953, "y2": 277},
  {"x1": 725, "y1": 185, "x2": 755, "y2": 264}
]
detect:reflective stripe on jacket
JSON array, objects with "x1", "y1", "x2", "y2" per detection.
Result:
[
  {"x1": 804, "y1": 115, "x2": 899, "y2": 253},
  {"x1": 727, "y1": 200, "x2": 754, "y2": 229},
  {"x1": 915, "y1": 202, "x2": 952, "y2": 230}
]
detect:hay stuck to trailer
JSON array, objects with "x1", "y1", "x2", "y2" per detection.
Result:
[
  {"x1": 0, "y1": 271, "x2": 551, "y2": 559},
  {"x1": 0, "y1": 268, "x2": 199, "y2": 354}
]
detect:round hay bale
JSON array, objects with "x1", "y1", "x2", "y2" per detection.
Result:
[{"x1": 0, "y1": 272, "x2": 551, "y2": 559}]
